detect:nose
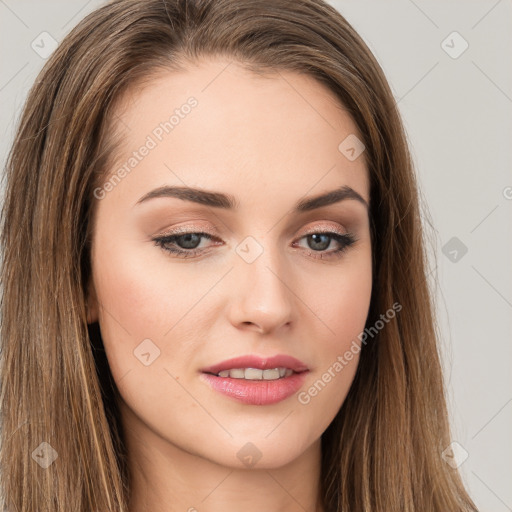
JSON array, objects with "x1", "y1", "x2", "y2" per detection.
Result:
[{"x1": 227, "y1": 242, "x2": 295, "y2": 334}]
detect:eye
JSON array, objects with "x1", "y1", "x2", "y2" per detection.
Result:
[
  {"x1": 152, "y1": 231, "x2": 219, "y2": 259},
  {"x1": 292, "y1": 231, "x2": 357, "y2": 260},
  {"x1": 152, "y1": 229, "x2": 357, "y2": 260}
]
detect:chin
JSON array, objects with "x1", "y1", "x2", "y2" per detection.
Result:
[{"x1": 208, "y1": 434, "x2": 316, "y2": 470}]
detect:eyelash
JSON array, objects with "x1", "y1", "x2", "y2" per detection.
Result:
[{"x1": 152, "y1": 228, "x2": 358, "y2": 261}]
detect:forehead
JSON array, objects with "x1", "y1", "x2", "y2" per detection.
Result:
[{"x1": 102, "y1": 58, "x2": 369, "y2": 209}]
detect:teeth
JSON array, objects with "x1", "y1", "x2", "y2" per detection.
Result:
[
  {"x1": 264, "y1": 369, "x2": 282, "y2": 380},
  {"x1": 217, "y1": 367, "x2": 293, "y2": 380},
  {"x1": 228, "y1": 368, "x2": 245, "y2": 378},
  {"x1": 245, "y1": 368, "x2": 263, "y2": 380}
]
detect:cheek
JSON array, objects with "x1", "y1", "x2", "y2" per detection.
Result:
[
  {"x1": 89, "y1": 237, "x2": 180, "y2": 377},
  {"x1": 295, "y1": 252, "x2": 371, "y2": 417},
  {"x1": 92, "y1": 234, "x2": 195, "y2": 335},
  {"x1": 90, "y1": 233, "x2": 222, "y2": 390},
  {"x1": 309, "y1": 253, "x2": 373, "y2": 354},
  {"x1": 296, "y1": 261, "x2": 371, "y2": 424}
]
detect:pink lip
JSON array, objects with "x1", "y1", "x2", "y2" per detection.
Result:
[
  {"x1": 199, "y1": 354, "x2": 309, "y2": 406},
  {"x1": 200, "y1": 354, "x2": 309, "y2": 375}
]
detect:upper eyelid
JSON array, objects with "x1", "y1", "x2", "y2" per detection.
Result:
[{"x1": 155, "y1": 223, "x2": 350, "y2": 238}]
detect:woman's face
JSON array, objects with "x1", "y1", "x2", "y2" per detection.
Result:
[{"x1": 87, "y1": 58, "x2": 372, "y2": 469}]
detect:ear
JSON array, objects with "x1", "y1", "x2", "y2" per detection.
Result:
[{"x1": 85, "y1": 275, "x2": 99, "y2": 324}]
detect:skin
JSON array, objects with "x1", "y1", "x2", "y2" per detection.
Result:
[{"x1": 87, "y1": 58, "x2": 372, "y2": 512}]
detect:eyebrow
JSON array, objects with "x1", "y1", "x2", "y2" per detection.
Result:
[{"x1": 135, "y1": 184, "x2": 369, "y2": 212}]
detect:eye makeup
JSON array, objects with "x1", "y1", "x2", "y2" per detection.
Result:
[{"x1": 151, "y1": 226, "x2": 358, "y2": 261}]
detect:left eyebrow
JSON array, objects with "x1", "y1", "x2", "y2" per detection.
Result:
[{"x1": 135, "y1": 184, "x2": 369, "y2": 211}]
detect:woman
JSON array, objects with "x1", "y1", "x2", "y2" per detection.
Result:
[{"x1": 0, "y1": 0, "x2": 479, "y2": 511}]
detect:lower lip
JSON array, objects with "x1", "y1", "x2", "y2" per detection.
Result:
[{"x1": 200, "y1": 371, "x2": 309, "y2": 405}]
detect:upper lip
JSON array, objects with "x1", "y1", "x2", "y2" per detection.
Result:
[{"x1": 201, "y1": 354, "x2": 309, "y2": 375}]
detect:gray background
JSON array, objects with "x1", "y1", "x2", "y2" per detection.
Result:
[{"x1": 1, "y1": 1, "x2": 511, "y2": 510}]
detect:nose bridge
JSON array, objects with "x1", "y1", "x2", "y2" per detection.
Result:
[
  {"x1": 229, "y1": 232, "x2": 294, "y2": 330},
  {"x1": 238, "y1": 232, "x2": 290, "y2": 296}
]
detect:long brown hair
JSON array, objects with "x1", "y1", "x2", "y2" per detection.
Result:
[{"x1": 0, "y1": 1, "x2": 478, "y2": 510}]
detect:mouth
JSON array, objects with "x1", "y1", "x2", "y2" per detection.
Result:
[{"x1": 199, "y1": 354, "x2": 309, "y2": 405}]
